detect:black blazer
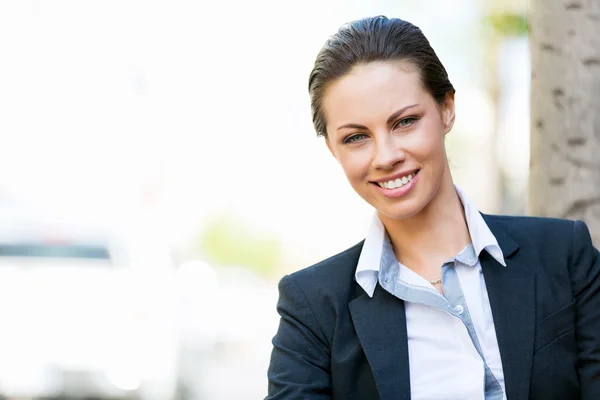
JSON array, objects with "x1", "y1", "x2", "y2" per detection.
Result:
[{"x1": 266, "y1": 215, "x2": 600, "y2": 400}]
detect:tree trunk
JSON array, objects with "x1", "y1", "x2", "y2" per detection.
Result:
[{"x1": 529, "y1": 0, "x2": 600, "y2": 246}]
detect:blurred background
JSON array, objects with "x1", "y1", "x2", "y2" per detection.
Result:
[{"x1": 0, "y1": 0, "x2": 529, "y2": 398}]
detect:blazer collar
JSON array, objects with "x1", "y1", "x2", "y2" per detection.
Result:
[
  {"x1": 481, "y1": 214, "x2": 536, "y2": 400},
  {"x1": 482, "y1": 214, "x2": 519, "y2": 258}
]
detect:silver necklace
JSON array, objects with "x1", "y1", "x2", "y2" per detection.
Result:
[{"x1": 429, "y1": 278, "x2": 442, "y2": 285}]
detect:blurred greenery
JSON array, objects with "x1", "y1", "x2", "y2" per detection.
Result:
[
  {"x1": 483, "y1": 13, "x2": 528, "y2": 37},
  {"x1": 197, "y1": 212, "x2": 281, "y2": 278}
]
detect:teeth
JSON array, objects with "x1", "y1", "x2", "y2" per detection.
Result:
[{"x1": 378, "y1": 173, "x2": 415, "y2": 189}]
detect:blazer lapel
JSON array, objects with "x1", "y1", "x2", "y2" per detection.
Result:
[
  {"x1": 349, "y1": 285, "x2": 411, "y2": 400},
  {"x1": 481, "y1": 218, "x2": 536, "y2": 400}
]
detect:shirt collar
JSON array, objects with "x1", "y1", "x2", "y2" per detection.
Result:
[
  {"x1": 355, "y1": 214, "x2": 387, "y2": 297},
  {"x1": 355, "y1": 185, "x2": 507, "y2": 297},
  {"x1": 454, "y1": 186, "x2": 506, "y2": 267}
]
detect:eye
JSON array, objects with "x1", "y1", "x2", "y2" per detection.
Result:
[
  {"x1": 343, "y1": 133, "x2": 368, "y2": 144},
  {"x1": 392, "y1": 116, "x2": 420, "y2": 130}
]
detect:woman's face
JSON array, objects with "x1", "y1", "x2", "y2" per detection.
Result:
[{"x1": 322, "y1": 60, "x2": 455, "y2": 221}]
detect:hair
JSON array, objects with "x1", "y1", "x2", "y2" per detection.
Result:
[{"x1": 308, "y1": 16, "x2": 455, "y2": 138}]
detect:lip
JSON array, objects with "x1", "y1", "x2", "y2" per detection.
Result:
[
  {"x1": 372, "y1": 170, "x2": 420, "y2": 199},
  {"x1": 370, "y1": 169, "x2": 420, "y2": 183}
]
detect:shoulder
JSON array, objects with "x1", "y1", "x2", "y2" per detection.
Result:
[
  {"x1": 482, "y1": 214, "x2": 596, "y2": 264},
  {"x1": 274, "y1": 241, "x2": 365, "y2": 338},
  {"x1": 279, "y1": 240, "x2": 364, "y2": 299},
  {"x1": 483, "y1": 213, "x2": 576, "y2": 242},
  {"x1": 286, "y1": 240, "x2": 364, "y2": 285},
  {"x1": 483, "y1": 213, "x2": 575, "y2": 229}
]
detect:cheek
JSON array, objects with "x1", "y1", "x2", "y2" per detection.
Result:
[
  {"x1": 338, "y1": 151, "x2": 371, "y2": 181},
  {"x1": 410, "y1": 123, "x2": 446, "y2": 159}
]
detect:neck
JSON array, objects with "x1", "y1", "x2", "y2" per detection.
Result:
[{"x1": 378, "y1": 173, "x2": 471, "y2": 271}]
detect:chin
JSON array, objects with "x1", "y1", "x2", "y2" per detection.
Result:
[
  {"x1": 375, "y1": 202, "x2": 425, "y2": 221},
  {"x1": 378, "y1": 210, "x2": 419, "y2": 221}
]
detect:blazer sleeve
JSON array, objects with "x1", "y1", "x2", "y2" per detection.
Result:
[
  {"x1": 570, "y1": 220, "x2": 600, "y2": 399},
  {"x1": 266, "y1": 274, "x2": 332, "y2": 399}
]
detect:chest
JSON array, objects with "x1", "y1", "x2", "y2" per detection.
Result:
[{"x1": 394, "y1": 262, "x2": 506, "y2": 399}]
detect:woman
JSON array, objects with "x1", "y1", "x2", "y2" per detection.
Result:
[{"x1": 266, "y1": 16, "x2": 600, "y2": 400}]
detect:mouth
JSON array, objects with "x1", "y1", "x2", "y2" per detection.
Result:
[{"x1": 371, "y1": 170, "x2": 420, "y2": 190}]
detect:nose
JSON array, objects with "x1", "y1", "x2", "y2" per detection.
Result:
[{"x1": 373, "y1": 135, "x2": 406, "y2": 170}]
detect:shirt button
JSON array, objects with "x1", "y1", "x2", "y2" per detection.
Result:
[{"x1": 454, "y1": 305, "x2": 464, "y2": 315}]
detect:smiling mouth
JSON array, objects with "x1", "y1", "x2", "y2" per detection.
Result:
[{"x1": 372, "y1": 170, "x2": 420, "y2": 189}]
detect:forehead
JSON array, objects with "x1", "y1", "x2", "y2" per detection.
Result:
[{"x1": 322, "y1": 61, "x2": 429, "y2": 129}]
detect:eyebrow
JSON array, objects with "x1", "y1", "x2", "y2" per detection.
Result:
[{"x1": 336, "y1": 104, "x2": 420, "y2": 131}]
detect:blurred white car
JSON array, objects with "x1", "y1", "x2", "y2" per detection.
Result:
[{"x1": 0, "y1": 207, "x2": 181, "y2": 400}]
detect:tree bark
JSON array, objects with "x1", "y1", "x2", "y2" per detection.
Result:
[{"x1": 529, "y1": 0, "x2": 600, "y2": 246}]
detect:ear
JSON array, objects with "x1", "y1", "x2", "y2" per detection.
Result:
[{"x1": 441, "y1": 92, "x2": 455, "y2": 135}]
